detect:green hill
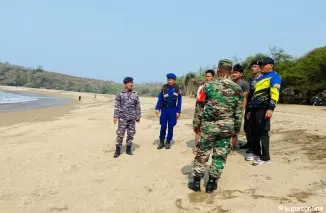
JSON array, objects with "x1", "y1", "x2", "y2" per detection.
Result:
[
  {"x1": 0, "y1": 62, "x2": 161, "y2": 97},
  {"x1": 1, "y1": 45, "x2": 326, "y2": 104}
]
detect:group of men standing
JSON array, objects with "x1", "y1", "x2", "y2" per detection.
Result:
[{"x1": 112, "y1": 57, "x2": 281, "y2": 193}]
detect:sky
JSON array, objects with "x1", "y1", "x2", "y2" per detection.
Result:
[{"x1": 0, "y1": 0, "x2": 326, "y2": 83}]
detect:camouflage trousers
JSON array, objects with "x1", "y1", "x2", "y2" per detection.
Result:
[
  {"x1": 192, "y1": 130, "x2": 232, "y2": 179},
  {"x1": 116, "y1": 118, "x2": 136, "y2": 147}
]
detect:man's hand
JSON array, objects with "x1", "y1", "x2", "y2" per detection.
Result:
[
  {"x1": 113, "y1": 117, "x2": 118, "y2": 124},
  {"x1": 176, "y1": 113, "x2": 180, "y2": 118},
  {"x1": 193, "y1": 147, "x2": 198, "y2": 155},
  {"x1": 265, "y1": 110, "x2": 273, "y2": 119},
  {"x1": 231, "y1": 135, "x2": 238, "y2": 151},
  {"x1": 193, "y1": 127, "x2": 200, "y2": 134},
  {"x1": 155, "y1": 110, "x2": 160, "y2": 116},
  {"x1": 246, "y1": 112, "x2": 251, "y2": 120}
]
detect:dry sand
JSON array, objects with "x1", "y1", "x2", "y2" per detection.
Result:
[{"x1": 0, "y1": 86, "x2": 326, "y2": 213}]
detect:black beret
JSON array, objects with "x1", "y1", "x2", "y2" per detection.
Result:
[
  {"x1": 123, "y1": 77, "x2": 133, "y2": 84},
  {"x1": 250, "y1": 60, "x2": 260, "y2": 67}
]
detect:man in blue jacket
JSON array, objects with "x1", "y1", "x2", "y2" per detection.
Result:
[
  {"x1": 155, "y1": 73, "x2": 182, "y2": 149},
  {"x1": 246, "y1": 57, "x2": 281, "y2": 166}
]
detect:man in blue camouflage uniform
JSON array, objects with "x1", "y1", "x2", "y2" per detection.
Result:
[
  {"x1": 189, "y1": 59, "x2": 243, "y2": 193},
  {"x1": 240, "y1": 60, "x2": 262, "y2": 153},
  {"x1": 113, "y1": 77, "x2": 141, "y2": 158},
  {"x1": 155, "y1": 73, "x2": 182, "y2": 149}
]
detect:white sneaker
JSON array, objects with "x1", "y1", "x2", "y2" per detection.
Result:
[
  {"x1": 245, "y1": 153, "x2": 259, "y2": 161},
  {"x1": 252, "y1": 159, "x2": 271, "y2": 166}
]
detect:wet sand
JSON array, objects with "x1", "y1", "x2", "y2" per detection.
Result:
[{"x1": 0, "y1": 86, "x2": 325, "y2": 213}]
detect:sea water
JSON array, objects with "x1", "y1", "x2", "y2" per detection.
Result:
[{"x1": 0, "y1": 91, "x2": 54, "y2": 104}]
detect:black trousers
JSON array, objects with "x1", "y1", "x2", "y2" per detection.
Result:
[
  {"x1": 243, "y1": 109, "x2": 252, "y2": 148},
  {"x1": 251, "y1": 108, "x2": 271, "y2": 161}
]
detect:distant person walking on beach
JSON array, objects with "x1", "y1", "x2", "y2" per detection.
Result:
[
  {"x1": 193, "y1": 69, "x2": 215, "y2": 154},
  {"x1": 189, "y1": 59, "x2": 243, "y2": 193},
  {"x1": 155, "y1": 73, "x2": 182, "y2": 149},
  {"x1": 239, "y1": 61, "x2": 262, "y2": 153},
  {"x1": 113, "y1": 77, "x2": 141, "y2": 158},
  {"x1": 246, "y1": 57, "x2": 281, "y2": 165}
]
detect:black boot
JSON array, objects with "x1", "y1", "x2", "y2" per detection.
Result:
[
  {"x1": 188, "y1": 176, "x2": 201, "y2": 192},
  {"x1": 157, "y1": 140, "x2": 165, "y2": 149},
  {"x1": 205, "y1": 176, "x2": 218, "y2": 193},
  {"x1": 165, "y1": 140, "x2": 171, "y2": 149},
  {"x1": 126, "y1": 145, "x2": 133, "y2": 155},
  {"x1": 113, "y1": 146, "x2": 121, "y2": 158}
]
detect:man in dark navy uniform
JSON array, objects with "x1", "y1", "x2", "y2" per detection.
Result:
[{"x1": 155, "y1": 73, "x2": 182, "y2": 149}]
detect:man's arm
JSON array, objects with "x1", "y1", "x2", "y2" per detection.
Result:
[
  {"x1": 113, "y1": 92, "x2": 121, "y2": 118},
  {"x1": 176, "y1": 90, "x2": 182, "y2": 114},
  {"x1": 193, "y1": 101, "x2": 204, "y2": 129},
  {"x1": 135, "y1": 94, "x2": 141, "y2": 120},
  {"x1": 234, "y1": 89, "x2": 244, "y2": 135},
  {"x1": 193, "y1": 85, "x2": 206, "y2": 129},
  {"x1": 268, "y1": 74, "x2": 281, "y2": 111},
  {"x1": 242, "y1": 81, "x2": 250, "y2": 110},
  {"x1": 155, "y1": 90, "x2": 163, "y2": 110}
]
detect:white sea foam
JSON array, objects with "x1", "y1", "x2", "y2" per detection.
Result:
[{"x1": 0, "y1": 91, "x2": 55, "y2": 104}]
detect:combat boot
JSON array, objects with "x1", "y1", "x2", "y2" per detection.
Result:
[
  {"x1": 157, "y1": 140, "x2": 165, "y2": 149},
  {"x1": 188, "y1": 176, "x2": 201, "y2": 192},
  {"x1": 165, "y1": 140, "x2": 171, "y2": 149},
  {"x1": 126, "y1": 145, "x2": 133, "y2": 155},
  {"x1": 205, "y1": 175, "x2": 218, "y2": 193},
  {"x1": 113, "y1": 146, "x2": 121, "y2": 158}
]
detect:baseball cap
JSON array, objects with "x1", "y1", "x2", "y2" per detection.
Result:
[{"x1": 259, "y1": 57, "x2": 274, "y2": 65}]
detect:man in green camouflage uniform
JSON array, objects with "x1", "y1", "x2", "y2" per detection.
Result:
[{"x1": 189, "y1": 59, "x2": 243, "y2": 193}]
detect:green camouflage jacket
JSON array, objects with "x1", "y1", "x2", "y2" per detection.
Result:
[{"x1": 193, "y1": 78, "x2": 244, "y2": 135}]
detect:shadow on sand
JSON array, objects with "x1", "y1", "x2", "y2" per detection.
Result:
[
  {"x1": 186, "y1": 139, "x2": 195, "y2": 149},
  {"x1": 181, "y1": 163, "x2": 221, "y2": 187},
  {"x1": 234, "y1": 140, "x2": 250, "y2": 159},
  {"x1": 153, "y1": 139, "x2": 176, "y2": 147},
  {"x1": 103, "y1": 143, "x2": 140, "y2": 154}
]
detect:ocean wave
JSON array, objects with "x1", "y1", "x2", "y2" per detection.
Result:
[{"x1": 0, "y1": 91, "x2": 55, "y2": 104}]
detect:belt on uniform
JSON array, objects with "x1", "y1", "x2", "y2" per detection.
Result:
[{"x1": 162, "y1": 104, "x2": 176, "y2": 108}]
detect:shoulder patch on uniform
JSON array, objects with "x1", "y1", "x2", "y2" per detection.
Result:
[{"x1": 273, "y1": 84, "x2": 281, "y2": 88}]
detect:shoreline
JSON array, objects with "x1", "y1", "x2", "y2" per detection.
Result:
[
  {"x1": 0, "y1": 86, "x2": 79, "y2": 127},
  {"x1": 0, "y1": 89, "x2": 71, "y2": 113}
]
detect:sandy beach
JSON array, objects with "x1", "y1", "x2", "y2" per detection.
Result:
[{"x1": 0, "y1": 86, "x2": 326, "y2": 213}]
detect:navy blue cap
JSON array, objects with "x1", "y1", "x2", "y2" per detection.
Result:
[
  {"x1": 123, "y1": 77, "x2": 133, "y2": 84},
  {"x1": 166, "y1": 73, "x2": 176, "y2": 79},
  {"x1": 259, "y1": 57, "x2": 274, "y2": 65}
]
